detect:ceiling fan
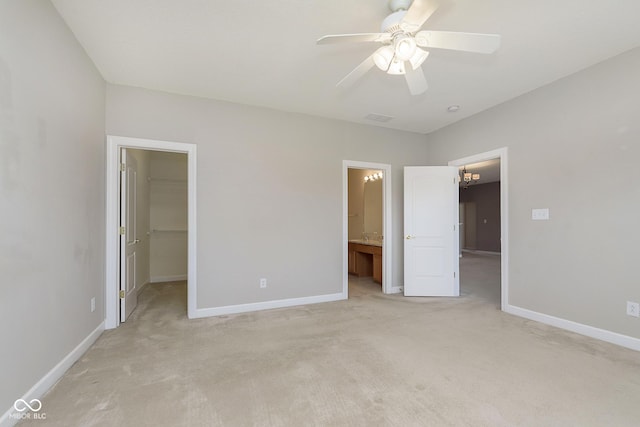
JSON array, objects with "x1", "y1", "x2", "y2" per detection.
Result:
[{"x1": 317, "y1": 0, "x2": 501, "y2": 95}]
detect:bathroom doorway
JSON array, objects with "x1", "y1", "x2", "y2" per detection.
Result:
[{"x1": 342, "y1": 161, "x2": 394, "y2": 298}]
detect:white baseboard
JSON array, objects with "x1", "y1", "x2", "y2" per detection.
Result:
[
  {"x1": 136, "y1": 280, "x2": 150, "y2": 295},
  {"x1": 191, "y1": 292, "x2": 345, "y2": 319},
  {"x1": 387, "y1": 286, "x2": 403, "y2": 294},
  {"x1": 0, "y1": 322, "x2": 105, "y2": 427},
  {"x1": 150, "y1": 274, "x2": 187, "y2": 283},
  {"x1": 505, "y1": 304, "x2": 640, "y2": 352},
  {"x1": 462, "y1": 249, "x2": 501, "y2": 256}
]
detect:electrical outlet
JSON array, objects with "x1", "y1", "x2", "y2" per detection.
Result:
[
  {"x1": 91, "y1": 297, "x2": 96, "y2": 313},
  {"x1": 627, "y1": 301, "x2": 639, "y2": 318},
  {"x1": 260, "y1": 278, "x2": 267, "y2": 289},
  {"x1": 531, "y1": 208, "x2": 550, "y2": 220}
]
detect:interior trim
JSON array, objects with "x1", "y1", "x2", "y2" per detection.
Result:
[
  {"x1": 505, "y1": 304, "x2": 640, "y2": 351},
  {"x1": 192, "y1": 292, "x2": 345, "y2": 318}
]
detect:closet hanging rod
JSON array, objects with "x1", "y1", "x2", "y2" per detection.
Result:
[
  {"x1": 147, "y1": 177, "x2": 187, "y2": 183},
  {"x1": 151, "y1": 228, "x2": 188, "y2": 233}
]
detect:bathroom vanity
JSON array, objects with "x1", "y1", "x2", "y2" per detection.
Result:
[{"x1": 348, "y1": 240, "x2": 382, "y2": 284}]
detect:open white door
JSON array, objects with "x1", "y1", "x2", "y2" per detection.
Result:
[
  {"x1": 120, "y1": 148, "x2": 139, "y2": 321},
  {"x1": 404, "y1": 166, "x2": 459, "y2": 296}
]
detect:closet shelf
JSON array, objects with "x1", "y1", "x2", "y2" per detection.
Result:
[{"x1": 151, "y1": 228, "x2": 188, "y2": 233}]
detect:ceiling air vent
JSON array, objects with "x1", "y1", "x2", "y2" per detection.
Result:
[{"x1": 364, "y1": 113, "x2": 393, "y2": 123}]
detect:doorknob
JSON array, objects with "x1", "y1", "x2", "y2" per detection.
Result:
[
  {"x1": 134, "y1": 239, "x2": 140, "y2": 244},
  {"x1": 405, "y1": 235, "x2": 413, "y2": 240}
]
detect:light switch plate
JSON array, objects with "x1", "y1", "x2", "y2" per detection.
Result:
[{"x1": 532, "y1": 208, "x2": 550, "y2": 220}]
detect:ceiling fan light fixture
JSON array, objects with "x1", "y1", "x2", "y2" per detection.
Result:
[
  {"x1": 317, "y1": 0, "x2": 502, "y2": 96},
  {"x1": 373, "y1": 46, "x2": 394, "y2": 71},
  {"x1": 394, "y1": 35, "x2": 417, "y2": 61},
  {"x1": 387, "y1": 59, "x2": 406, "y2": 75},
  {"x1": 409, "y1": 47, "x2": 429, "y2": 70}
]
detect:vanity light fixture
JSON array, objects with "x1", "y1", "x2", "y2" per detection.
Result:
[{"x1": 364, "y1": 172, "x2": 383, "y2": 182}]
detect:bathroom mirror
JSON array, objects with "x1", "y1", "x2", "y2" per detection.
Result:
[{"x1": 363, "y1": 170, "x2": 383, "y2": 241}]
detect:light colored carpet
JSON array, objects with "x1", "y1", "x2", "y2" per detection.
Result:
[{"x1": 20, "y1": 253, "x2": 640, "y2": 426}]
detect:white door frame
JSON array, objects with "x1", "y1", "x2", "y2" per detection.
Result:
[
  {"x1": 343, "y1": 160, "x2": 394, "y2": 296},
  {"x1": 448, "y1": 147, "x2": 508, "y2": 311},
  {"x1": 105, "y1": 135, "x2": 197, "y2": 329}
]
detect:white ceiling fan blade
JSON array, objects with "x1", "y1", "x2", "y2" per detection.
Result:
[
  {"x1": 317, "y1": 33, "x2": 391, "y2": 45},
  {"x1": 336, "y1": 54, "x2": 376, "y2": 89},
  {"x1": 404, "y1": 65, "x2": 428, "y2": 95},
  {"x1": 415, "y1": 31, "x2": 501, "y2": 53},
  {"x1": 400, "y1": 0, "x2": 440, "y2": 33}
]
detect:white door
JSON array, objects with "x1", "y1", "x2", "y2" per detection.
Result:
[
  {"x1": 120, "y1": 148, "x2": 139, "y2": 321},
  {"x1": 404, "y1": 166, "x2": 459, "y2": 296}
]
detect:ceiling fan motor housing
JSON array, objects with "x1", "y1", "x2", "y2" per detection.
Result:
[
  {"x1": 389, "y1": 0, "x2": 412, "y2": 13},
  {"x1": 382, "y1": 0, "x2": 413, "y2": 33},
  {"x1": 381, "y1": 10, "x2": 407, "y2": 33}
]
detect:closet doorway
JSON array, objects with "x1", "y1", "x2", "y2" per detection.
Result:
[
  {"x1": 105, "y1": 136, "x2": 197, "y2": 329},
  {"x1": 119, "y1": 149, "x2": 188, "y2": 321}
]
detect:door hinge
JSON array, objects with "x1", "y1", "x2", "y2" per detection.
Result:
[
  {"x1": 119, "y1": 290, "x2": 125, "y2": 299},
  {"x1": 120, "y1": 163, "x2": 126, "y2": 172},
  {"x1": 119, "y1": 226, "x2": 125, "y2": 235},
  {"x1": 454, "y1": 272, "x2": 456, "y2": 278}
]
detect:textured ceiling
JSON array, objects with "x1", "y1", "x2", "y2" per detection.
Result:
[{"x1": 52, "y1": 0, "x2": 640, "y2": 134}]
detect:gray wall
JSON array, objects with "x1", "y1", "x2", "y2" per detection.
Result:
[
  {"x1": 460, "y1": 182, "x2": 501, "y2": 252},
  {"x1": 0, "y1": 0, "x2": 105, "y2": 414},
  {"x1": 427, "y1": 47, "x2": 640, "y2": 339},
  {"x1": 106, "y1": 84, "x2": 429, "y2": 308}
]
